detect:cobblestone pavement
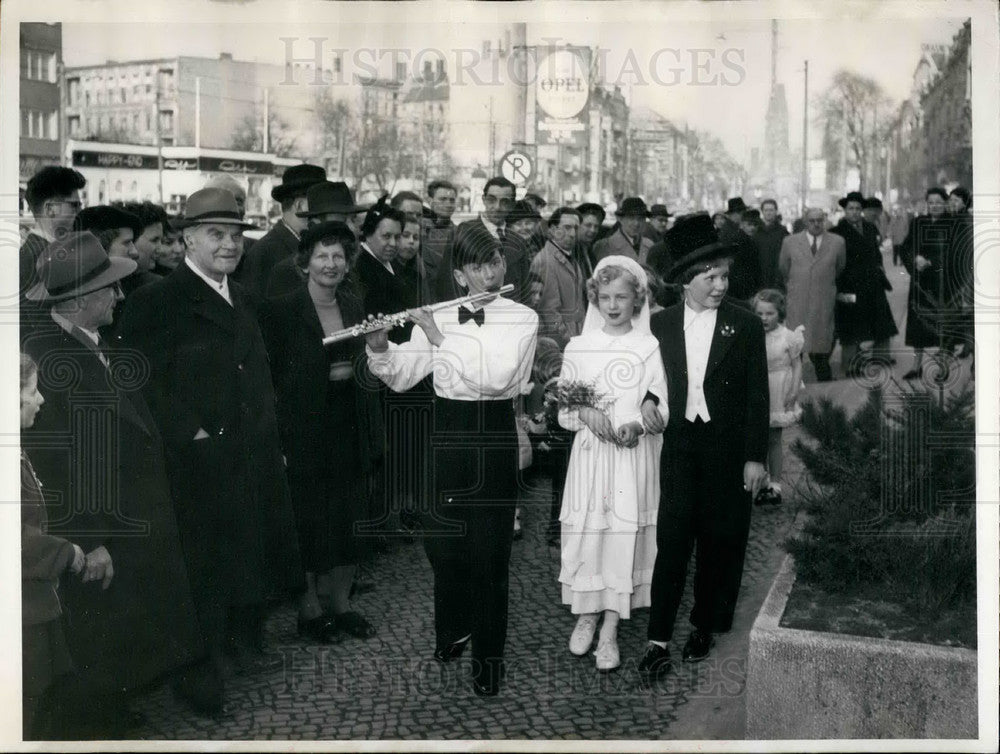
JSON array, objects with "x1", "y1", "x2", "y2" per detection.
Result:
[
  {"x1": 127, "y1": 442, "x2": 804, "y2": 742},
  {"x1": 125, "y1": 254, "x2": 956, "y2": 741}
]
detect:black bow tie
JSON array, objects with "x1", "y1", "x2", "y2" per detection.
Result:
[{"x1": 458, "y1": 306, "x2": 485, "y2": 326}]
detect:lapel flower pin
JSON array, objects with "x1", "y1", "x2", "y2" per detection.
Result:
[{"x1": 720, "y1": 324, "x2": 736, "y2": 337}]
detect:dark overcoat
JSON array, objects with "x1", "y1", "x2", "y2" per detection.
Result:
[
  {"x1": 830, "y1": 218, "x2": 898, "y2": 343},
  {"x1": 237, "y1": 220, "x2": 298, "y2": 299},
  {"x1": 898, "y1": 214, "x2": 953, "y2": 348},
  {"x1": 259, "y1": 285, "x2": 384, "y2": 476},
  {"x1": 116, "y1": 264, "x2": 305, "y2": 615},
  {"x1": 22, "y1": 322, "x2": 204, "y2": 694}
]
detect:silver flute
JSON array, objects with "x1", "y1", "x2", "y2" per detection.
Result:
[{"x1": 322, "y1": 284, "x2": 515, "y2": 345}]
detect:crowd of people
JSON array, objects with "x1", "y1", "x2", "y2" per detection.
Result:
[{"x1": 18, "y1": 160, "x2": 975, "y2": 737}]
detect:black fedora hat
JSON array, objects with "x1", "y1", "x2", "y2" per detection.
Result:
[
  {"x1": 726, "y1": 197, "x2": 748, "y2": 214},
  {"x1": 862, "y1": 196, "x2": 883, "y2": 210},
  {"x1": 665, "y1": 213, "x2": 736, "y2": 283},
  {"x1": 173, "y1": 187, "x2": 256, "y2": 229},
  {"x1": 649, "y1": 204, "x2": 672, "y2": 219},
  {"x1": 73, "y1": 205, "x2": 142, "y2": 237},
  {"x1": 26, "y1": 231, "x2": 137, "y2": 303},
  {"x1": 616, "y1": 197, "x2": 651, "y2": 218},
  {"x1": 838, "y1": 191, "x2": 866, "y2": 208},
  {"x1": 296, "y1": 181, "x2": 369, "y2": 217},
  {"x1": 271, "y1": 163, "x2": 327, "y2": 202}
]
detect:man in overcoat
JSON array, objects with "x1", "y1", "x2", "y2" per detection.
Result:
[
  {"x1": 22, "y1": 232, "x2": 204, "y2": 734},
  {"x1": 778, "y1": 208, "x2": 847, "y2": 382},
  {"x1": 117, "y1": 188, "x2": 305, "y2": 715},
  {"x1": 829, "y1": 191, "x2": 898, "y2": 377},
  {"x1": 592, "y1": 197, "x2": 654, "y2": 264},
  {"x1": 637, "y1": 213, "x2": 769, "y2": 679},
  {"x1": 528, "y1": 206, "x2": 587, "y2": 348},
  {"x1": 237, "y1": 163, "x2": 327, "y2": 297}
]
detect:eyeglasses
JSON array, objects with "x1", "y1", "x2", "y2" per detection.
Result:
[
  {"x1": 483, "y1": 195, "x2": 515, "y2": 208},
  {"x1": 47, "y1": 199, "x2": 82, "y2": 212}
]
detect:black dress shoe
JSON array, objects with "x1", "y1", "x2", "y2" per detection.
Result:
[
  {"x1": 682, "y1": 629, "x2": 714, "y2": 662},
  {"x1": 297, "y1": 615, "x2": 341, "y2": 644},
  {"x1": 433, "y1": 634, "x2": 471, "y2": 663},
  {"x1": 902, "y1": 367, "x2": 923, "y2": 380},
  {"x1": 637, "y1": 643, "x2": 672, "y2": 678},
  {"x1": 472, "y1": 660, "x2": 505, "y2": 697}
]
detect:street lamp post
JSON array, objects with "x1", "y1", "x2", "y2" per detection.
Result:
[{"x1": 801, "y1": 59, "x2": 809, "y2": 214}]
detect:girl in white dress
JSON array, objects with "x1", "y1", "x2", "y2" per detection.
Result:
[
  {"x1": 557, "y1": 256, "x2": 668, "y2": 672},
  {"x1": 751, "y1": 288, "x2": 805, "y2": 505}
]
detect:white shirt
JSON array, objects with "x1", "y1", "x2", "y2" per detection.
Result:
[
  {"x1": 367, "y1": 295, "x2": 538, "y2": 401},
  {"x1": 683, "y1": 303, "x2": 717, "y2": 422},
  {"x1": 280, "y1": 218, "x2": 301, "y2": 241},
  {"x1": 362, "y1": 242, "x2": 395, "y2": 274},
  {"x1": 806, "y1": 232, "x2": 822, "y2": 252},
  {"x1": 185, "y1": 256, "x2": 233, "y2": 306},
  {"x1": 480, "y1": 215, "x2": 504, "y2": 241},
  {"x1": 51, "y1": 310, "x2": 107, "y2": 366}
]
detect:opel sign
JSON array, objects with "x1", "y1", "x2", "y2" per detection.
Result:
[{"x1": 536, "y1": 49, "x2": 589, "y2": 120}]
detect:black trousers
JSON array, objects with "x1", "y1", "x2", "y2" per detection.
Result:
[
  {"x1": 810, "y1": 352, "x2": 833, "y2": 382},
  {"x1": 421, "y1": 397, "x2": 517, "y2": 684},
  {"x1": 648, "y1": 418, "x2": 753, "y2": 641}
]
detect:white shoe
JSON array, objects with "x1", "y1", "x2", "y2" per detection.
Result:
[
  {"x1": 569, "y1": 614, "x2": 599, "y2": 656},
  {"x1": 594, "y1": 636, "x2": 620, "y2": 672}
]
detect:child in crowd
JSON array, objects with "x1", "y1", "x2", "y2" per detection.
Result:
[
  {"x1": 752, "y1": 289, "x2": 804, "y2": 505},
  {"x1": 557, "y1": 256, "x2": 667, "y2": 672},
  {"x1": 520, "y1": 337, "x2": 572, "y2": 547}
]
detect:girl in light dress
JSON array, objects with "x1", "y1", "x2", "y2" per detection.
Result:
[
  {"x1": 557, "y1": 256, "x2": 668, "y2": 672},
  {"x1": 751, "y1": 289, "x2": 804, "y2": 505}
]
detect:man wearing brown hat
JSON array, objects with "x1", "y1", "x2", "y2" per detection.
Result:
[
  {"x1": 592, "y1": 197, "x2": 654, "y2": 264},
  {"x1": 636, "y1": 213, "x2": 769, "y2": 679},
  {"x1": 117, "y1": 188, "x2": 305, "y2": 715},
  {"x1": 238, "y1": 163, "x2": 327, "y2": 298},
  {"x1": 22, "y1": 232, "x2": 204, "y2": 734},
  {"x1": 265, "y1": 180, "x2": 368, "y2": 299}
]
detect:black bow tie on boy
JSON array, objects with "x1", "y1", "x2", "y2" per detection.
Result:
[{"x1": 458, "y1": 306, "x2": 485, "y2": 327}]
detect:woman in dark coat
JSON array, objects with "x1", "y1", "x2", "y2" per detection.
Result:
[
  {"x1": 20, "y1": 353, "x2": 85, "y2": 739},
  {"x1": 898, "y1": 187, "x2": 953, "y2": 378},
  {"x1": 830, "y1": 191, "x2": 899, "y2": 377},
  {"x1": 947, "y1": 187, "x2": 974, "y2": 360},
  {"x1": 354, "y1": 197, "x2": 407, "y2": 338},
  {"x1": 261, "y1": 221, "x2": 384, "y2": 640}
]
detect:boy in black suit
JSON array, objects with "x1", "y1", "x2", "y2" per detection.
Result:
[{"x1": 637, "y1": 213, "x2": 770, "y2": 678}]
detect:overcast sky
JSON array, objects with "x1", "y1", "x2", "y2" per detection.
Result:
[{"x1": 61, "y1": 7, "x2": 966, "y2": 163}]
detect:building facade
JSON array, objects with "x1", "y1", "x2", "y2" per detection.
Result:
[
  {"x1": 64, "y1": 53, "x2": 334, "y2": 157},
  {"x1": 65, "y1": 139, "x2": 298, "y2": 219},
  {"x1": 19, "y1": 23, "x2": 63, "y2": 199}
]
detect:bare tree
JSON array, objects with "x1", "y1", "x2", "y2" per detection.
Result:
[
  {"x1": 229, "y1": 111, "x2": 298, "y2": 157},
  {"x1": 314, "y1": 90, "x2": 356, "y2": 178},
  {"x1": 818, "y1": 70, "x2": 895, "y2": 193}
]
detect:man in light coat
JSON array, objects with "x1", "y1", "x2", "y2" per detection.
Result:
[
  {"x1": 528, "y1": 207, "x2": 588, "y2": 348},
  {"x1": 592, "y1": 197, "x2": 654, "y2": 264},
  {"x1": 778, "y1": 208, "x2": 846, "y2": 382}
]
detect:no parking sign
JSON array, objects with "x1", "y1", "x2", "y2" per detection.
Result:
[{"x1": 498, "y1": 150, "x2": 533, "y2": 187}]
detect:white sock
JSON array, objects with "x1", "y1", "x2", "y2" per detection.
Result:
[{"x1": 649, "y1": 640, "x2": 668, "y2": 649}]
